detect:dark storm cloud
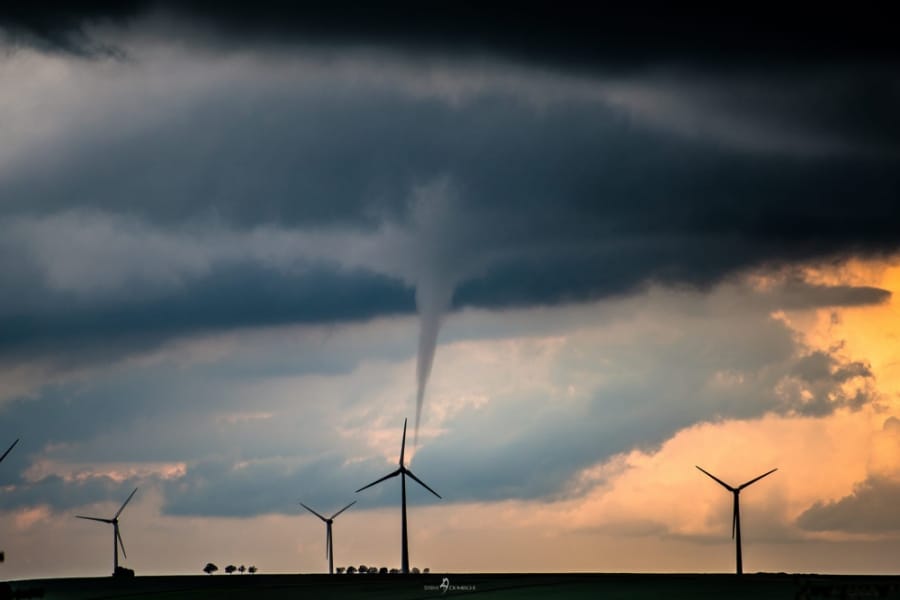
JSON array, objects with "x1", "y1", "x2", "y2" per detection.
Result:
[
  {"x1": 796, "y1": 476, "x2": 900, "y2": 533},
  {"x1": 455, "y1": 255, "x2": 894, "y2": 313},
  {"x1": 1, "y1": 69, "x2": 897, "y2": 361},
  {"x1": 4, "y1": 1, "x2": 898, "y2": 164},
  {"x1": 0, "y1": 2, "x2": 136, "y2": 57},
  {"x1": 0, "y1": 261, "x2": 413, "y2": 358},
  {"x1": 0, "y1": 474, "x2": 139, "y2": 513},
  {"x1": 5, "y1": 78, "x2": 899, "y2": 229},
  {"x1": 765, "y1": 282, "x2": 890, "y2": 311},
  {"x1": 160, "y1": 454, "x2": 385, "y2": 517},
  {"x1": 0, "y1": 4, "x2": 897, "y2": 513},
  {"x1": 2, "y1": 1, "x2": 897, "y2": 65}
]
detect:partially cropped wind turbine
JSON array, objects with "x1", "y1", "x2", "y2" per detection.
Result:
[
  {"x1": 299, "y1": 500, "x2": 356, "y2": 574},
  {"x1": 356, "y1": 418, "x2": 440, "y2": 574},
  {"x1": 0, "y1": 439, "x2": 18, "y2": 464},
  {"x1": 696, "y1": 466, "x2": 777, "y2": 575},
  {"x1": 76, "y1": 488, "x2": 138, "y2": 575},
  {"x1": 1, "y1": 439, "x2": 18, "y2": 563}
]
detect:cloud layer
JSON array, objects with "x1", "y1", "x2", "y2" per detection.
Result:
[
  {"x1": 0, "y1": 36, "x2": 897, "y2": 377},
  {"x1": 0, "y1": 277, "x2": 886, "y2": 519},
  {"x1": 1, "y1": 7, "x2": 900, "y2": 578}
]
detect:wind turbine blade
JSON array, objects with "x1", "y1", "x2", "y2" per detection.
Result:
[
  {"x1": 404, "y1": 468, "x2": 442, "y2": 499},
  {"x1": 76, "y1": 516, "x2": 113, "y2": 523},
  {"x1": 114, "y1": 487, "x2": 138, "y2": 519},
  {"x1": 299, "y1": 502, "x2": 328, "y2": 522},
  {"x1": 400, "y1": 418, "x2": 407, "y2": 467},
  {"x1": 117, "y1": 529, "x2": 127, "y2": 559},
  {"x1": 355, "y1": 468, "x2": 401, "y2": 493},
  {"x1": 326, "y1": 527, "x2": 331, "y2": 560},
  {"x1": 0, "y1": 439, "x2": 19, "y2": 463},
  {"x1": 695, "y1": 466, "x2": 735, "y2": 492},
  {"x1": 738, "y1": 468, "x2": 778, "y2": 490},
  {"x1": 330, "y1": 500, "x2": 356, "y2": 520}
]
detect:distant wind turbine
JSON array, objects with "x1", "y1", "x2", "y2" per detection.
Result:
[
  {"x1": 75, "y1": 488, "x2": 138, "y2": 575},
  {"x1": 299, "y1": 500, "x2": 356, "y2": 574},
  {"x1": 0, "y1": 439, "x2": 18, "y2": 464},
  {"x1": 356, "y1": 418, "x2": 440, "y2": 574},
  {"x1": 1, "y1": 439, "x2": 18, "y2": 563},
  {"x1": 696, "y1": 466, "x2": 777, "y2": 575}
]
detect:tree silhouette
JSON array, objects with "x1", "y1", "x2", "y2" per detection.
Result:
[
  {"x1": 248, "y1": 566, "x2": 257, "y2": 574},
  {"x1": 203, "y1": 563, "x2": 218, "y2": 575},
  {"x1": 225, "y1": 565, "x2": 236, "y2": 574},
  {"x1": 239, "y1": 565, "x2": 246, "y2": 574}
]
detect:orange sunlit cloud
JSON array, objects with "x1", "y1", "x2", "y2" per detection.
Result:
[{"x1": 549, "y1": 258, "x2": 900, "y2": 551}]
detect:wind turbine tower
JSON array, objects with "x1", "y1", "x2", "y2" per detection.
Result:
[
  {"x1": 356, "y1": 418, "x2": 440, "y2": 574},
  {"x1": 696, "y1": 466, "x2": 777, "y2": 575}
]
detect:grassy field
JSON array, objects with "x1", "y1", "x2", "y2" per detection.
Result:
[{"x1": 5, "y1": 572, "x2": 900, "y2": 599}]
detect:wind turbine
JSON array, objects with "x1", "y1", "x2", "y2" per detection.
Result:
[
  {"x1": 1, "y1": 439, "x2": 18, "y2": 563},
  {"x1": 696, "y1": 466, "x2": 777, "y2": 575},
  {"x1": 75, "y1": 488, "x2": 138, "y2": 575},
  {"x1": 299, "y1": 500, "x2": 356, "y2": 574},
  {"x1": 0, "y1": 439, "x2": 18, "y2": 464},
  {"x1": 356, "y1": 418, "x2": 441, "y2": 574}
]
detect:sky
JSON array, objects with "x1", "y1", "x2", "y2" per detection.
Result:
[{"x1": 1, "y1": 2, "x2": 900, "y2": 579}]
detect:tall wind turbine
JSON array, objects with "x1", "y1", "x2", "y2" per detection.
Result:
[
  {"x1": 75, "y1": 488, "x2": 138, "y2": 575},
  {"x1": 356, "y1": 418, "x2": 440, "y2": 574},
  {"x1": 696, "y1": 466, "x2": 777, "y2": 575},
  {"x1": 299, "y1": 500, "x2": 356, "y2": 574},
  {"x1": 0, "y1": 439, "x2": 18, "y2": 464}
]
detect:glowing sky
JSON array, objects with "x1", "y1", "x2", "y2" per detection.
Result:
[{"x1": 1, "y1": 4, "x2": 899, "y2": 579}]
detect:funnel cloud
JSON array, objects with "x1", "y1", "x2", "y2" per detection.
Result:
[
  {"x1": 414, "y1": 274, "x2": 454, "y2": 447},
  {"x1": 406, "y1": 179, "x2": 476, "y2": 447}
]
